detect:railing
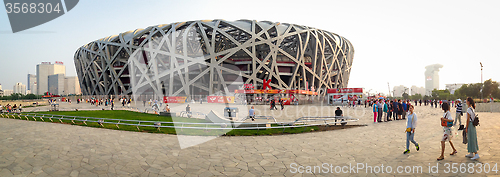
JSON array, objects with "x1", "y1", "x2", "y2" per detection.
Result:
[{"x1": 0, "y1": 112, "x2": 359, "y2": 131}]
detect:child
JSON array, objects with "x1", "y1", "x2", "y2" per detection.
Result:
[
  {"x1": 437, "y1": 102, "x2": 457, "y2": 160},
  {"x1": 373, "y1": 100, "x2": 378, "y2": 123}
]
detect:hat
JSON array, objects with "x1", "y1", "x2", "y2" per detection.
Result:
[{"x1": 456, "y1": 99, "x2": 461, "y2": 102}]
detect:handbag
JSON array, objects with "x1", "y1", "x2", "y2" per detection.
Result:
[{"x1": 441, "y1": 112, "x2": 453, "y2": 127}]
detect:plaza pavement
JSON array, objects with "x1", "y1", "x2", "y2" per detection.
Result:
[{"x1": 1, "y1": 103, "x2": 499, "y2": 176}]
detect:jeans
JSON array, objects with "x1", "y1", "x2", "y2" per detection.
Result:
[
  {"x1": 406, "y1": 131, "x2": 418, "y2": 150},
  {"x1": 377, "y1": 108, "x2": 383, "y2": 122}
]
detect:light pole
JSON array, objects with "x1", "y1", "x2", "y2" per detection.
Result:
[{"x1": 480, "y1": 62, "x2": 483, "y2": 102}]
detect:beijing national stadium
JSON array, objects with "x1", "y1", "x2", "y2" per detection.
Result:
[{"x1": 74, "y1": 19, "x2": 354, "y2": 98}]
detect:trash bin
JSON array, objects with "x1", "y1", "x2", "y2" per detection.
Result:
[{"x1": 224, "y1": 107, "x2": 239, "y2": 120}]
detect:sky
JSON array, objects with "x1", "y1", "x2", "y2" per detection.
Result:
[{"x1": 0, "y1": 0, "x2": 499, "y2": 95}]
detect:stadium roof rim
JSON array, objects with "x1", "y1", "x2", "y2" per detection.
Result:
[{"x1": 91, "y1": 19, "x2": 343, "y2": 44}]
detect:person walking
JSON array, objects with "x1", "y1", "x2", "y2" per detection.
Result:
[
  {"x1": 454, "y1": 99, "x2": 463, "y2": 127},
  {"x1": 404, "y1": 105, "x2": 419, "y2": 154},
  {"x1": 437, "y1": 102, "x2": 457, "y2": 160},
  {"x1": 373, "y1": 100, "x2": 378, "y2": 123},
  {"x1": 249, "y1": 106, "x2": 255, "y2": 121},
  {"x1": 465, "y1": 97, "x2": 480, "y2": 160},
  {"x1": 280, "y1": 99, "x2": 284, "y2": 110}
]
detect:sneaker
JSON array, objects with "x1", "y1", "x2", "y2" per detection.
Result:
[
  {"x1": 415, "y1": 144, "x2": 420, "y2": 151},
  {"x1": 465, "y1": 153, "x2": 474, "y2": 158},
  {"x1": 471, "y1": 154, "x2": 480, "y2": 160},
  {"x1": 404, "y1": 150, "x2": 410, "y2": 154}
]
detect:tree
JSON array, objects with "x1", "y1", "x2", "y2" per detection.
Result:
[
  {"x1": 402, "y1": 93, "x2": 409, "y2": 100},
  {"x1": 482, "y1": 79, "x2": 500, "y2": 99},
  {"x1": 24, "y1": 94, "x2": 37, "y2": 99},
  {"x1": 432, "y1": 89, "x2": 451, "y2": 100}
]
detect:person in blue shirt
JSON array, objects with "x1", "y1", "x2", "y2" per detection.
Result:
[
  {"x1": 402, "y1": 101, "x2": 407, "y2": 120},
  {"x1": 404, "y1": 105, "x2": 419, "y2": 154}
]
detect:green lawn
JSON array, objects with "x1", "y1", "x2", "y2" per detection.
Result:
[{"x1": 1, "y1": 110, "x2": 353, "y2": 136}]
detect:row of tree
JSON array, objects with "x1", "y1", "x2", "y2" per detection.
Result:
[
  {"x1": 0, "y1": 93, "x2": 42, "y2": 100},
  {"x1": 399, "y1": 79, "x2": 499, "y2": 101}
]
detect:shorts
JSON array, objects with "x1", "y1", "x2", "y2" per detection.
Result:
[
  {"x1": 442, "y1": 128, "x2": 453, "y2": 142},
  {"x1": 442, "y1": 133, "x2": 452, "y2": 142}
]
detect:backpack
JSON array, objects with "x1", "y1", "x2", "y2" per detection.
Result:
[
  {"x1": 472, "y1": 113, "x2": 479, "y2": 127},
  {"x1": 470, "y1": 108, "x2": 480, "y2": 127}
]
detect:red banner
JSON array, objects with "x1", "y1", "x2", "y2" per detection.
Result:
[
  {"x1": 281, "y1": 98, "x2": 291, "y2": 105},
  {"x1": 163, "y1": 96, "x2": 187, "y2": 103},
  {"x1": 327, "y1": 88, "x2": 363, "y2": 94},
  {"x1": 207, "y1": 96, "x2": 235, "y2": 103},
  {"x1": 234, "y1": 89, "x2": 317, "y2": 95}
]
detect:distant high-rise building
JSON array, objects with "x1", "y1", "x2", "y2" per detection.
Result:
[
  {"x1": 410, "y1": 85, "x2": 426, "y2": 96},
  {"x1": 48, "y1": 74, "x2": 65, "y2": 95},
  {"x1": 393, "y1": 85, "x2": 408, "y2": 97},
  {"x1": 3, "y1": 90, "x2": 14, "y2": 96},
  {"x1": 0, "y1": 84, "x2": 3, "y2": 96},
  {"x1": 64, "y1": 76, "x2": 81, "y2": 95},
  {"x1": 27, "y1": 74, "x2": 37, "y2": 94},
  {"x1": 13, "y1": 82, "x2": 27, "y2": 95},
  {"x1": 425, "y1": 64, "x2": 443, "y2": 95},
  {"x1": 0, "y1": 83, "x2": 2, "y2": 90},
  {"x1": 36, "y1": 62, "x2": 65, "y2": 95}
]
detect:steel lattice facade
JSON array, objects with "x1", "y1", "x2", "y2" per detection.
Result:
[{"x1": 74, "y1": 20, "x2": 354, "y2": 97}]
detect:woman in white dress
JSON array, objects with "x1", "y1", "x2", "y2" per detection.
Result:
[{"x1": 437, "y1": 102, "x2": 457, "y2": 160}]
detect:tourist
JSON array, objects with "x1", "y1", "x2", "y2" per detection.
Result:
[
  {"x1": 454, "y1": 99, "x2": 463, "y2": 127},
  {"x1": 373, "y1": 100, "x2": 378, "y2": 123},
  {"x1": 392, "y1": 99, "x2": 398, "y2": 119},
  {"x1": 12, "y1": 104, "x2": 17, "y2": 113},
  {"x1": 402, "y1": 101, "x2": 408, "y2": 120},
  {"x1": 280, "y1": 99, "x2": 284, "y2": 110},
  {"x1": 465, "y1": 97, "x2": 480, "y2": 160},
  {"x1": 383, "y1": 100, "x2": 389, "y2": 121},
  {"x1": 386, "y1": 100, "x2": 392, "y2": 121},
  {"x1": 18, "y1": 104, "x2": 22, "y2": 113},
  {"x1": 377, "y1": 99, "x2": 384, "y2": 122},
  {"x1": 437, "y1": 102, "x2": 457, "y2": 160},
  {"x1": 404, "y1": 105, "x2": 419, "y2": 154},
  {"x1": 249, "y1": 106, "x2": 255, "y2": 121}
]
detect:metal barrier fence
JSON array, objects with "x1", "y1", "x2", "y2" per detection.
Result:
[{"x1": 0, "y1": 112, "x2": 359, "y2": 131}]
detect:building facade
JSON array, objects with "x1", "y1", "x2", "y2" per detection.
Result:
[
  {"x1": 64, "y1": 76, "x2": 81, "y2": 95},
  {"x1": 75, "y1": 20, "x2": 354, "y2": 98},
  {"x1": 27, "y1": 74, "x2": 37, "y2": 94},
  {"x1": 48, "y1": 74, "x2": 65, "y2": 95},
  {"x1": 425, "y1": 64, "x2": 443, "y2": 95},
  {"x1": 13, "y1": 82, "x2": 26, "y2": 95},
  {"x1": 445, "y1": 83, "x2": 465, "y2": 94},
  {"x1": 393, "y1": 85, "x2": 408, "y2": 97},
  {"x1": 36, "y1": 62, "x2": 65, "y2": 95},
  {"x1": 410, "y1": 85, "x2": 426, "y2": 96}
]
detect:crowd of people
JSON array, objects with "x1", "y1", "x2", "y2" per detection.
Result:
[{"x1": 0, "y1": 104, "x2": 23, "y2": 113}]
